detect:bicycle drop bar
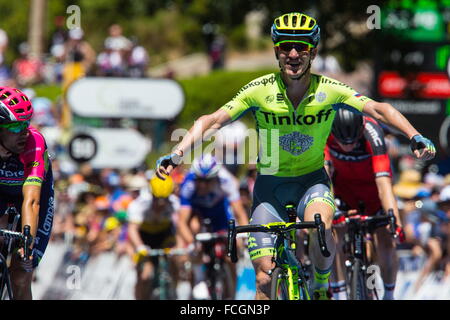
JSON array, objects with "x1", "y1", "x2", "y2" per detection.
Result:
[
  {"x1": 0, "y1": 225, "x2": 32, "y2": 261},
  {"x1": 343, "y1": 210, "x2": 397, "y2": 237},
  {"x1": 227, "y1": 215, "x2": 331, "y2": 263}
]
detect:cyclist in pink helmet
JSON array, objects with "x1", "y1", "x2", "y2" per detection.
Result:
[{"x1": 0, "y1": 86, "x2": 54, "y2": 300}]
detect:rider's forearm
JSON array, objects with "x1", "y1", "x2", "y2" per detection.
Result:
[
  {"x1": 174, "y1": 114, "x2": 223, "y2": 156},
  {"x1": 231, "y1": 200, "x2": 249, "y2": 226},
  {"x1": 363, "y1": 101, "x2": 419, "y2": 139},
  {"x1": 128, "y1": 223, "x2": 144, "y2": 248},
  {"x1": 375, "y1": 176, "x2": 402, "y2": 227},
  {"x1": 178, "y1": 222, "x2": 194, "y2": 245},
  {"x1": 21, "y1": 200, "x2": 39, "y2": 239},
  {"x1": 21, "y1": 185, "x2": 41, "y2": 240}
]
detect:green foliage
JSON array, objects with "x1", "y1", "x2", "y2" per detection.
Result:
[
  {"x1": 176, "y1": 68, "x2": 277, "y2": 129},
  {"x1": 1, "y1": 0, "x2": 392, "y2": 72},
  {"x1": 31, "y1": 83, "x2": 62, "y2": 102}
]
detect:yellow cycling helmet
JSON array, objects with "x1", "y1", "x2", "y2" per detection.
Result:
[
  {"x1": 149, "y1": 175, "x2": 174, "y2": 198},
  {"x1": 271, "y1": 12, "x2": 320, "y2": 47}
]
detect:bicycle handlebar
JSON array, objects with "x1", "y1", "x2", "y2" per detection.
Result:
[
  {"x1": 227, "y1": 213, "x2": 330, "y2": 263},
  {"x1": 332, "y1": 209, "x2": 397, "y2": 238},
  {"x1": 0, "y1": 225, "x2": 32, "y2": 261}
]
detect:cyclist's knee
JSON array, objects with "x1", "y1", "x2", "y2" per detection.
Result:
[{"x1": 304, "y1": 202, "x2": 334, "y2": 227}]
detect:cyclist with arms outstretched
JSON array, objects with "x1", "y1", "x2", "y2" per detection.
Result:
[
  {"x1": 325, "y1": 109, "x2": 404, "y2": 300},
  {"x1": 0, "y1": 87, "x2": 54, "y2": 299},
  {"x1": 156, "y1": 12, "x2": 435, "y2": 300}
]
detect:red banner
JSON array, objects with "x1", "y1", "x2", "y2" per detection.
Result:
[{"x1": 378, "y1": 71, "x2": 450, "y2": 99}]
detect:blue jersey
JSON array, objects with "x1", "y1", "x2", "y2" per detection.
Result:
[{"x1": 179, "y1": 168, "x2": 240, "y2": 232}]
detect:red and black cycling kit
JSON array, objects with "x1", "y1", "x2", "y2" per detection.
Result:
[{"x1": 325, "y1": 117, "x2": 392, "y2": 215}]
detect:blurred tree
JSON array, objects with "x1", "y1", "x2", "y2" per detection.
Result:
[{"x1": 1, "y1": 0, "x2": 386, "y2": 71}]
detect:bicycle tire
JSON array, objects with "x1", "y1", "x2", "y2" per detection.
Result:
[
  {"x1": 349, "y1": 259, "x2": 368, "y2": 300},
  {"x1": 209, "y1": 261, "x2": 234, "y2": 300},
  {"x1": 270, "y1": 267, "x2": 290, "y2": 300}
]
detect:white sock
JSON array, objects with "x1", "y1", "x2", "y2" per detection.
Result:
[
  {"x1": 330, "y1": 281, "x2": 347, "y2": 300},
  {"x1": 383, "y1": 283, "x2": 395, "y2": 300}
]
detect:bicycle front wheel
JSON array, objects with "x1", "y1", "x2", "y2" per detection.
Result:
[
  {"x1": 208, "y1": 261, "x2": 234, "y2": 300},
  {"x1": 349, "y1": 259, "x2": 368, "y2": 300},
  {"x1": 270, "y1": 267, "x2": 289, "y2": 300}
]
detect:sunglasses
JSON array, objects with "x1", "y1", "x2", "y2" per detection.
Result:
[
  {"x1": 275, "y1": 40, "x2": 314, "y2": 53},
  {"x1": 0, "y1": 120, "x2": 30, "y2": 133}
]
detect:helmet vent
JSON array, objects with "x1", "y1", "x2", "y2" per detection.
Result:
[
  {"x1": 15, "y1": 108, "x2": 24, "y2": 113},
  {"x1": 301, "y1": 15, "x2": 307, "y2": 26},
  {"x1": 283, "y1": 15, "x2": 289, "y2": 25},
  {"x1": 309, "y1": 20, "x2": 314, "y2": 28},
  {"x1": 21, "y1": 95, "x2": 29, "y2": 101},
  {"x1": 8, "y1": 98, "x2": 19, "y2": 105},
  {"x1": 292, "y1": 15, "x2": 298, "y2": 27}
]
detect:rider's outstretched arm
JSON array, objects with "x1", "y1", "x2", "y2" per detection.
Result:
[
  {"x1": 156, "y1": 109, "x2": 232, "y2": 178},
  {"x1": 362, "y1": 101, "x2": 435, "y2": 160}
]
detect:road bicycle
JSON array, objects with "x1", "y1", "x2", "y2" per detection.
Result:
[
  {"x1": 194, "y1": 218, "x2": 235, "y2": 300},
  {"x1": 144, "y1": 247, "x2": 189, "y2": 300},
  {"x1": 228, "y1": 203, "x2": 330, "y2": 300},
  {"x1": 0, "y1": 204, "x2": 32, "y2": 300},
  {"x1": 332, "y1": 208, "x2": 397, "y2": 300}
]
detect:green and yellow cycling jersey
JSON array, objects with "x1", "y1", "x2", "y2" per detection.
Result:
[{"x1": 220, "y1": 72, "x2": 372, "y2": 177}]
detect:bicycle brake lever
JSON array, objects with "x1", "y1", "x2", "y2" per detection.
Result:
[
  {"x1": 22, "y1": 225, "x2": 32, "y2": 261},
  {"x1": 227, "y1": 219, "x2": 238, "y2": 263},
  {"x1": 387, "y1": 209, "x2": 397, "y2": 238},
  {"x1": 314, "y1": 214, "x2": 331, "y2": 257}
]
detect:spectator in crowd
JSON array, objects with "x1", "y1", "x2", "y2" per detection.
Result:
[
  {"x1": 12, "y1": 42, "x2": 43, "y2": 86},
  {"x1": 62, "y1": 28, "x2": 96, "y2": 89},
  {"x1": 127, "y1": 37, "x2": 149, "y2": 78},
  {"x1": 97, "y1": 24, "x2": 132, "y2": 77},
  {"x1": 209, "y1": 34, "x2": 226, "y2": 70},
  {"x1": 214, "y1": 120, "x2": 248, "y2": 177},
  {"x1": 0, "y1": 28, "x2": 8, "y2": 65},
  {"x1": 22, "y1": 88, "x2": 57, "y2": 128}
]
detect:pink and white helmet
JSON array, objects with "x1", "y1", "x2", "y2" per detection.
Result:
[
  {"x1": 191, "y1": 154, "x2": 221, "y2": 179},
  {"x1": 0, "y1": 87, "x2": 33, "y2": 124}
]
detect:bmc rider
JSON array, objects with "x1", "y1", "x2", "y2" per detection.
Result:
[
  {"x1": 325, "y1": 109, "x2": 404, "y2": 300},
  {"x1": 0, "y1": 87, "x2": 54, "y2": 299},
  {"x1": 156, "y1": 12, "x2": 435, "y2": 300}
]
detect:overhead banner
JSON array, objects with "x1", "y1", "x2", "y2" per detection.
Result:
[
  {"x1": 68, "y1": 128, "x2": 152, "y2": 169},
  {"x1": 67, "y1": 77, "x2": 184, "y2": 119}
]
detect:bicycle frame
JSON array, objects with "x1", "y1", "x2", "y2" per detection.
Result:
[
  {"x1": 228, "y1": 208, "x2": 330, "y2": 301},
  {"x1": 272, "y1": 227, "x2": 310, "y2": 300}
]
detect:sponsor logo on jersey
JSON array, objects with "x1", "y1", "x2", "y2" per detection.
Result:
[
  {"x1": 315, "y1": 91, "x2": 327, "y2": 102},
  {"x1": 365, "y1": 122, "x2": 383, "y2": 147},
  {"x1": 279, "y1": 132, "x2": 314, "y2": 156},
  {"x1": 27, "y1": 161, "x2": 40, "y2": 168},
  {"x1": 260, "y1": 108, "x2": 333, "y2": 126},
  {"x1": 329, "y1": 148, "x2": 371, "y2": 161},
  {"x1": 233, "y1": 75, "x2": 277, "y2": 99},
  {"x1": 276, "y1": 93, "x2": 284, "y2": 102},
  {"x1": 0, "y1": 169, "x2": 24, "y2": 178},
  {"x1": 320, "y1": 77, "x2": 353, "y2": 89},
  {"x1": 265, "y1": 95, "x2": 274, "y2": 103}
]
